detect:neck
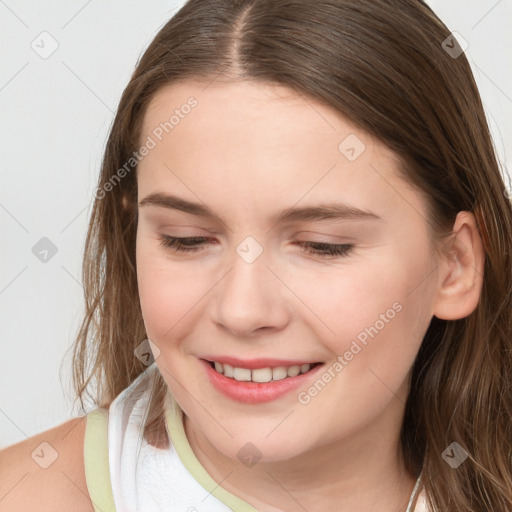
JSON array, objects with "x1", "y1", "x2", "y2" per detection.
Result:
[{"x1": 183, "y1": 392, "x2": 419, "y2": 512}]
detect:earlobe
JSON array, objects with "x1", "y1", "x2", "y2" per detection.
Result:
[{"x1": 433, "y1": 211, "x2": 485, "y2": 321}]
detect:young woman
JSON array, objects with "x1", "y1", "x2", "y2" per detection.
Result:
[{"x1": 1, "y1": 1, "x2": 511, "y2": 511}]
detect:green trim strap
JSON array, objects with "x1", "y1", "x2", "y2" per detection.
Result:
[
  {"x1": 84, "y1": 393, "x2": 259, "y2": 512},
  {"x1": 84, "y1": 408, "x2": 117, "y2": 512},
  {"x1": 164, "y1": 392, "x2": 259, "y2": 512}
]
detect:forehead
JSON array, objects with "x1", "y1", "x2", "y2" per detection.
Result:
[
  {"x1": 141, "y1": 80, "x2": 341, "y2": 164},
  {"x1": 137, "y1": 80, "x2": 426, "y2": 225}
]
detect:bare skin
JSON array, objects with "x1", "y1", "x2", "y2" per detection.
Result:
[
  {"x1": 0, "y1": 417, "x2": 93, "y2": 512},
  {"x1": 135, "y1": 80, "x2": 485, "y2": 512}
]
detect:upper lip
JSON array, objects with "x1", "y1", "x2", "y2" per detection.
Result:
[{"x1": 201, "y1": 356, "x2": 322, "y2": 369}]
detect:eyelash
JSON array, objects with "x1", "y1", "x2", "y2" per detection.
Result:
[{"x1": 158, "y1": 235, "x2": 354, "y2": 258}]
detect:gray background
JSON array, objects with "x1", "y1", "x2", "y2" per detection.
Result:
[{"x1": 1, "y1": 0, "x2": 511, "y2": 447}]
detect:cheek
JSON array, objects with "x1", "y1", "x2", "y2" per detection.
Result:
[
  {"x1": 289, "y1": 254, "x2": 433, "y2": 432},
  {"x1": 138, "y1": 272, "x2": 202, "y2": 340},
  {"x1": 293, "y1": 246, "x2": 434, "y2": 371},
  {"x1": 136, "y1": 237, "x2": 207, "y2": 341}
]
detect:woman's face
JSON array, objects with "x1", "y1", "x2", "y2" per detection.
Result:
[{"x1": 135, "y1": 80, "x2": 440, "y2": 462}]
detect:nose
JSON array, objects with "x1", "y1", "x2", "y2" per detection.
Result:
[{"x1": 212, "y1": 248, "x2": 290, "y2": 338}]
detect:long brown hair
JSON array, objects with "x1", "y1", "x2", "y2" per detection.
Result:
[{"x1": 71, "y1": 0, "x2": 512, "y2": 509}]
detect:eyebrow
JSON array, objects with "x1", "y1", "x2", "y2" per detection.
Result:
[{"x1": 138, "y1": 192, "x2": 382, "y2": 224}]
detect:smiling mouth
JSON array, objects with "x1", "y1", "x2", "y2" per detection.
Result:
[{"x1": 205, "y1": 360, "x2": 323, "y2": 383}]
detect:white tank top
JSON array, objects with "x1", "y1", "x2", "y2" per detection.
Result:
[{"x1": 83, "y1": 362, "x2": 428, "y2": 511}]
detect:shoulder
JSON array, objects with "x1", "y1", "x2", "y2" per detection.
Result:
[{"x1": 0, "y1": 416, "x2": 95, "y2": 512}]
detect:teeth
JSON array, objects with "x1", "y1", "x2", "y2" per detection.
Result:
[
  {"x1": 252, "y1": 367, "x2": 273, "y2": 383},
  {"x1": 223, "y1": 364, "x2": 234, "y2": 378},
  {"x1": 233, "y1": 368, "x2": 251, "y2": 381},
  {"x1": 211, "y1": 361, "x2": 313, "y2": 382},
  {"x1": 272, "y1": 366, "x2": 288, "y2": 380},
  {"x1": 287, "y1": 365, "x2": 301, "y2": 377}
]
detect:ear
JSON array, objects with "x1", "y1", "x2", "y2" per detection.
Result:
[{"x1": 432, "y1": 211, "x2": 485, "y2": 320}]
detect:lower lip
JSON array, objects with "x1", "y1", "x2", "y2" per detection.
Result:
[{"x1": 200, "y1": 359, "x2": 324, "y2": 404}]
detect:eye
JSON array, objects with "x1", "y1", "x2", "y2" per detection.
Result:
[
  {"x1": 158, "y1": 235, "x2": 354, "y2": 258},
  {"x1": 294, "y1": 241, "x2": 354, "y2": 258},
  {"x1": 158, "y1": 235, "x2": 211, "y2": 252}
]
